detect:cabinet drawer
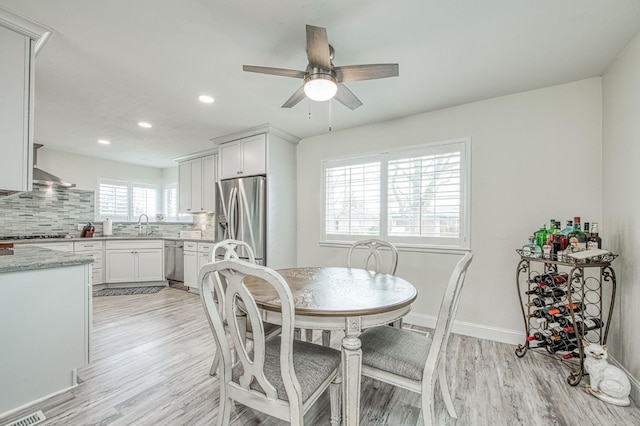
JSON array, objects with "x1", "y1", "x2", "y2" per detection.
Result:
[
  {"x1": 198, "y1": 242, "x2": 213, "y2": 253},
  {"x1": 106, "y1": 240, "x2": 163, "y2": 250},
  {"x1": 74, "y1": 241, "x2": 103, "y2": 251},
  {"x1": 184, "y1": 241, "x2": 198, "y2": 252}
]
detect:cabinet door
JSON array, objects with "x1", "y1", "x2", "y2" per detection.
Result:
[
  {"x1": 202, "y1": 154, "x2": 216, "y2": 212},
  {"x1": 178, "y1": 161, "x2": 192, "y2": 212},
  {"x1": 241, "y1": 134, "x2": 266, "y2": 176},
  {"x1": 136, "y1": 249, "x2": 164, "y2": 282},
  {"x1": 0, "y1": 26, "x2": 32, "y2": 192},
  {"x1": 184, "y1": 251, "x2": 198, "y2": 288},
  {"x1": 190, "y1": 158, "x2": 203, "y2": 212},
  {"x1": 219, "y1": 140, "x2": 242, "y2": 180},
  {"x1": 105, "y1": 250, "x2": 136, "y2": 283}
]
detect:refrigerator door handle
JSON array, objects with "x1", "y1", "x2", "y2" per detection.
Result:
[
  {"x1": 228, "y1": 186, "x2": 237, "y2": 240},
  {"x1": 237, "y1": 181, "x2": 258, "y2": 256}
]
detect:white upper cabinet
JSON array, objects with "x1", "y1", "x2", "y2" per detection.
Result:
[
  {"x1": 0, "y1": 8, "x2": 51, "y2": 195},
  {"x1": 219, "y1": 134, "x2": 266, "y2": 179},
  {"x1": 178, "y1": 154, "x2": 217, "y2": 213}
]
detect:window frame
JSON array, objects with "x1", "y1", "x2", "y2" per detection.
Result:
[{"x1": 321, "y1": 138, "x2": 471, "y2": 251}]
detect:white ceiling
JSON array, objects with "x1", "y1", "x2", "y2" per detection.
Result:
[{"x1": 2, "y1": 0, "x2": 640, "y2": 168}]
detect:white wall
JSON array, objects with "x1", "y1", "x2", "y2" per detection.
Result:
[
  {"x1": 37, "y1": 148, "x2": 163, "y2": 191},
  {"x1": 297, "y1": 78, "x2": 602, "y2": 343},
  {"x1": 602, "y1": 30, "x2": 640, "y2": 402}
]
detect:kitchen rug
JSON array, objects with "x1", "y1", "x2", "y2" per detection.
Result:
[{"x1": 93, "y1": 286, "x2": 166, "y2": 297}]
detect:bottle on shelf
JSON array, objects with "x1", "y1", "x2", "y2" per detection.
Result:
[
  {"x1": 525, "y1": 287, "x2": 566, "y2": 298},
  {"x1": 561, "y1": 220, "x2": 573, "y2": 235},
  {"x1": 562, "y1": 350, "x2": 581, "y2": 360},
  {"x1": 539, "y1": 272, "x2": 569, "y2": 287},
  {"x1": 534, "y1": 224, "x2": 549, "y2": 249},
  {"x1": 587, "y1": 222, "x2": 603, "y2": 250},
  {"x1": 522, "y1": 235, "x2": 542, "y2": 258},
  {"x1": 547, "y1": 302, "x2": 583, "y2": 316},
  {"x1": 551, "y1": 221, "x2": 566, "y2": 260},
  {"x1": 560, "y1": 317, "x2": 604, "y2": 334},
  {"x1": 567, "y1": 217, "x2": 587, "y2": 250},
  {"x1": 532, "y1": 329, "x2": 560, "y2": 341},
  {"x1": 526, "y1": 296, "x2": 556, "y2": 308}
]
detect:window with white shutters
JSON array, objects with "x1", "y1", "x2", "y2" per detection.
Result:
[
  {"x1": 323, "y1": 139, "x2": 469, "y2": 248},
  {"x1": 97, "y1": 179, "x2": 159, "y2": 222}
]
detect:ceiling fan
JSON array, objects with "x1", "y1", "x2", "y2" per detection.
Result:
[{"x1": 243, "y1": 24, "x2": 399, "y2": 110}]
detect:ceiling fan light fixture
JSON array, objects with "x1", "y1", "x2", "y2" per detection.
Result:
[{"x1": 304, "y1": 73, "x2": 337, "y2": 102}]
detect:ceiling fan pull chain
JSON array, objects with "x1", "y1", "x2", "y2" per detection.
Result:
[{"x1": 308, "y1": 97, "x2": 312, "y2": 120}]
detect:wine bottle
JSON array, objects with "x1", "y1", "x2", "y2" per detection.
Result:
[
  {"x1": 522, "y1": 235, "x2": 542, "y2": 258},
  {"x1": 526, "y1": 296, "x2": 556, "y2": 308},
  {"x1": 558, "y1": 316, "x2": 603, "y2": 331},
  {"x1": 548, "y1": 341, "x2": 578, "y2": 354},
  {"x1": 551, "y1": 221, "x2": 566, "y2": 260},
  {"x1": 542, "y1": 272, "x2": 569, "y2": 287},
  {"x1": 547, "y1": 303, "x2": 583, "y2": 316},
  {"x1": 567, "y1": 217, "x2": 587, "y2": 250},
  {"x1": 562, "y1": 350, "x2": 581, "y2": 360},
  {"x1": 587, "y1": 222, "x2": 603, "y2": 250},
  {"x1": 532, "y1": 329, "x2": 559, "y2": 341},
  {"x1": 525, "y1": 287, "x2": 566, "y2": 298}
]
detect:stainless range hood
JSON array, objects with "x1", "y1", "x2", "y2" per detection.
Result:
[{"x1": 33, "y1": 144, "x2": 75, "y2": 188}]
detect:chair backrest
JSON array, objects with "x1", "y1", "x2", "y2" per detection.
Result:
[
  {"x1": 422, "y1": 252, "x2": 473, "y2": 383},
  {"x1": 347, "y1": 238, "x2": 399, "y2": 275},
  {"x1": 209, "y1": 239, "x2": 256, "y2": 263},
  {"x1": 198, "y1": 259, "x2": 304, "y2": 409}
]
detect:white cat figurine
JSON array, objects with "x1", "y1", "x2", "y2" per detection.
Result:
[{"x1": 583, "y1": 341, "x2": 631, "y2": 406}]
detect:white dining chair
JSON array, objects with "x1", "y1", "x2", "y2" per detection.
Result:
[
  {"x1": 321, "y1": 238, "x2": 400, "y2": 346},
  {"x1": 347, "y1": 238, "x2": 399, "y2": 275},
  {"x1": 358, "y1": 251, "x2": 473, "y2": 426},
  {"x1": 207, "y1": 239, "x2": 281, "y2": 376},
  {"x1": 199, "y1": 259, "x2": 342, "y2": 425}
]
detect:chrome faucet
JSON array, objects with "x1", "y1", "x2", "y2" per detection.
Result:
[{"x1": 137, "y1": 214, "x2": 150, "y2": 236}]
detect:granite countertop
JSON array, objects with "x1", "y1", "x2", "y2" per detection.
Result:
[{"x1": 0, "y1": 245, "x2": 94, "y2": 273}]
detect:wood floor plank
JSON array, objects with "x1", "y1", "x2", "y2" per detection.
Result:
[{"x1": 1, "y1": 287, "x2": 639, "y2": 426}]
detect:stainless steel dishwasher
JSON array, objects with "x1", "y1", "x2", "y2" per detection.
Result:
[{"x1": 164, "y1": 240, "x2": 184, "y2": 282}]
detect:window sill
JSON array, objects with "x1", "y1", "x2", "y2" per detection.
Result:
[{"x1": 318, "y1": 240, "x2": 470, "y2": 255}]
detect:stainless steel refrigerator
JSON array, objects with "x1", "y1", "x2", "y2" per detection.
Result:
[{"x1": 216, "y1": 175, "x2": 266, "y2": 264}]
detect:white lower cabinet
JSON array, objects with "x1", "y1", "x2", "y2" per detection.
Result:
[
  {"x1": 105, "y1": 240, "x2": 164, "y2": 284},
  {"x1": 184, "y1": 241, "x2": 213, "y2": 291},
  {"x1": 74, "y1": 240, "x2": 104, "y2": 285}
]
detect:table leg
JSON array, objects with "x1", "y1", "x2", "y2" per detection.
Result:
[{"x1": 342, "y1": 317, "x2": 362, "y2": 426}]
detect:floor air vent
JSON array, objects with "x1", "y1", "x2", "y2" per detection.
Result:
[{"x1": 4, "y1": 410, "x2": 46, "y2": 426}]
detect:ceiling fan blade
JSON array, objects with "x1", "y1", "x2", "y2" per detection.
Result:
[
  {"x1": 243, "y1": 65, "x2": 306, "y2": 79},
  {"x1": 335, "y1": 64, "x2": 399, "y2": 82},
  {"x1": 282, "y1": 86, "x2": 307, "y2": 108},
  {"x1": 306, "y1": 25, "x2": 331, "y2": 69},
  {"x1": 334, "y1": 84, "x2": 363, "y2": 110}
]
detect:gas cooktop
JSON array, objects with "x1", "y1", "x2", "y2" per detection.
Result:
[{"x1": 0, "y1": 234, "x2": 71, "y2": 241}]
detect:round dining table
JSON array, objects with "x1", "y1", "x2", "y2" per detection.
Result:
[{"x1": 243, "y1": 266, "x2": 418, "y2": 426}]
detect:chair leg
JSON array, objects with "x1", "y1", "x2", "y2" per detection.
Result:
[
  {"x1": 217, "y1": 393, "x2": 232, "y2": 426},
  {"x1": 330, "y1": 374, "x2": 342, "y2": 426},
  {"x1": 294, "y1": 328, "x2": 301, "y2": 340},
  {"x1": 305, "y1": 328, "x2": 314, "y2": 342},
  {"x1": 421, "y1": 376, "x2": 436, "y2": 426},
  {"x1": 392, "y1": 318, "x2": 403, "y2": 329},
  {"x1": 439, "y1": 366, "x2": 457, "y2": 418},
  {"x1": 209, "y1": 351, "x2": 220, "y2": 376},
  {"x1": 322, "y1": 330, "x2": 332, "y2": 347}
]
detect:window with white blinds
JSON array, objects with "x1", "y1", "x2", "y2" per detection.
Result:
[
  {"x1": 323, "y1": 139, "x2": 469, "y2": 248},
  {"x1": 163, "y1": 184, "x2": 192, "y2": 222},
  {"x1": 97, "y1": 179, "x2": 159, "y2": 222}
]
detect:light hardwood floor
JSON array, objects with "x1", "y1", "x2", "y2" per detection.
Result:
[{"x1": 1, "y1": 287, "x2": 639, "y2": 426}]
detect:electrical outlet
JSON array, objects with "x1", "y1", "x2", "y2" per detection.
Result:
[{"x1": 77, "y1": 223, "x2": 85, "y2": 231}]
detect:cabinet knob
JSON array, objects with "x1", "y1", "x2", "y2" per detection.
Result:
[{"x1": 237, "y1": 171, "x2": 242, "y2": 174}]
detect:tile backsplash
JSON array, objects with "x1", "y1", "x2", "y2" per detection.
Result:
[{"x1": 0, "y1": 186, "x2": 216, "y2": 238}]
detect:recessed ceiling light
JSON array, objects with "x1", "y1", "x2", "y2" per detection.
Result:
[
  {"x1": 138, "y1": 121, "x2": 152, "y2": 128},
  {"x1": 198, "y1": 95, "x2": 214, "y2": 104},
  {"x1": 97, "y1": 139, "x2": 111, "y2": 145}
]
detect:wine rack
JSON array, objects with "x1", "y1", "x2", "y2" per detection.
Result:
[{"x1": 514, "y1": 249, "x2": 617, "y2": 385}]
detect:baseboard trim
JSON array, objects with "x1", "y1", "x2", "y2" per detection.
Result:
[
  {"x1": 404, "y1": 313, "x2": 525, "y2": 345},
  {"x1": 0, "y1": 383, "x2": 77, "y2": 420}
]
